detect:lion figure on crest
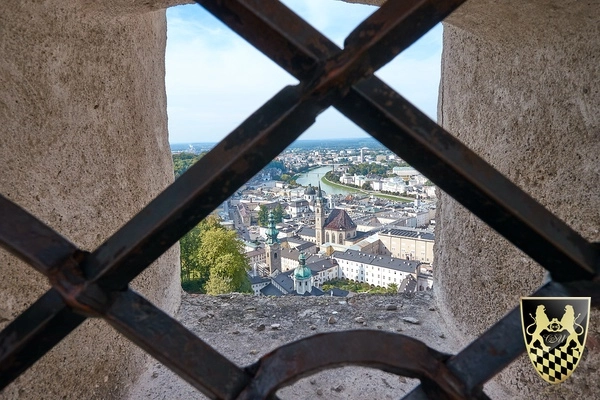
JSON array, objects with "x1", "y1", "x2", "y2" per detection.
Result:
[
  {"x1": 560, "y1": 305, "x2": 583, "y2": 352},
  {"x1": 527, "y1": 304, "x2": 550, "y2": 352}
]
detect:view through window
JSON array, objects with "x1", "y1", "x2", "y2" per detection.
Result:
[{"x1": 166, "y1": 1, "x2": 442, "y2": 296}]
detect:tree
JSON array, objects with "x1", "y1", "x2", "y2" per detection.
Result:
[
  {"x1": 386, "y1": 283, "x2": 399, "y2": 294},
  {"x1": 272, "y1": 203, "x2": 284, "y2": 223},
  {"x1": 205, "y1": 253, "x2": 252, "y2": 295},
  {"x1": 325, "y1": 171, "x2": 340, "y2": 183},
  {"x1": 258, "y1": 205, "x2": 269, "y2": 227},
  {"x1": 179, "y1": 224, "x2": 206, "y2": 292},
  {"x1": 179, "y1": 214, "x2": 251, "y2": 294},
  {"x1": 267, "y1": 160, "x2": 285, "y2": 172},
  {"x1": 280, "y1": 173, "x2": 292, "y2": 182},
  {"x1": 198, "y1": 227, "x2": 251, "y2": 295},
  {"x1": 361, "y1": 182, "x2": 372, "y2": 190},
  {"x1": 172, "y1": 152, "x2": 205, "y2": 179},
  {"x1": 180, "y1": 215, "x2": 223, "y2": 292}
]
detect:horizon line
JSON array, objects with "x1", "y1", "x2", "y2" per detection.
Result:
[{"x1": 169, "y1": 137, "x2": 378, "y2": 145}]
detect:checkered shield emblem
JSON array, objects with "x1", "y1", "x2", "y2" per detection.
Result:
[{"x1": 521, "y1": 297, "x2": 590, "y2": 383}]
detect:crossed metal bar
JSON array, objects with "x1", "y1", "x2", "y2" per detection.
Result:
[{"x1": 0, "y1": 0, "x2": 598, "y2": 398}]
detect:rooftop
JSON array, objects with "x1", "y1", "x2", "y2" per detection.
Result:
[
  {"x1": 297, "y1": 226, "x2": 316, "y2": 237},
  {"x1": 379, "y1": 228, "x2": 434, "y2": 241},
  {"x1": 324, "y1": 209, "x2": 357, "y2": 231},
  {"x1": 332, "y1": 250, "x2": 421, "y2": 273}
]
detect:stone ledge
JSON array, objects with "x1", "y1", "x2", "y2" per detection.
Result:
[{"x1": 127, "y1": 292, "x2": 453, "y2": 399}]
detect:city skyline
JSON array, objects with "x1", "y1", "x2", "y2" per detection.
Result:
[{"x1": 166, "y1": 1, "x2": 443, "y2": 144}]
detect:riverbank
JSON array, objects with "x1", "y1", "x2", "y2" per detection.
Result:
[{"x1": 321, "y1": 175, "x2": 413, "y2": 203}]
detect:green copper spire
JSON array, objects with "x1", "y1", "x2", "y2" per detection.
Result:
[
  {"x1": 294, "y1": 252, "x2": 312, "y2": 280},
  {"x1": 265, "y1": 211, "x2": 279, "y2": 245}
]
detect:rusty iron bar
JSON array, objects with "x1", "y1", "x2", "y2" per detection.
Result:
[
  {"x1": 87, "y1": 86, "x2": 318, "y2": 290},
  {"x1": 83, "y1": 0, "x2": 456, "y2": 292},
  {"x1": 237, "y1": 330, "x2": 470, "y2": 400},
  {"x1": 0, "y1": 86, "x2": 313, "y2": 390},
  {"x1": 103, "y1": 289, "x2": 252, "y2": 400},
  {"x1": 0, "y1": 289, "x2": 85, "y2": 389},
  {"x1": 0, "y1": 196, "x2": 92, "y2": 390},
  {"x1": 196, "y1": 0, "x2": 465, "y2": 80},
  {"x1": 102, "y1": 291, "x2": 489, "y2": 400},
  {"x1": 0, "y1": 0, "x2": 447, "y2": 388},
  {"x1": 0, "y1": 194, "x2": 80, "y2": 276},
  {"x1": 0, "y1": 195, "x2": 107, "y2": 316},
  {"x1": 0, "y1": 0, "x2": 470, "y2": 389},
  {"x1": 405, "y1": 279, "x2": 600, "y2": 399},
  {"x1": 198, "y1": 0, "x2": 598, "y2": 281},
  {"x1": 0, "y1": 0, "x2": 596, "y2": 397},
  {"x1": 339, "y1": 81, "x2": 598, "y2": 282}
]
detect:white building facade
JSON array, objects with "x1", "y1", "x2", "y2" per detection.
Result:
[{"x1": 332, "y1": 250, "x2": 420, "y2": 289}]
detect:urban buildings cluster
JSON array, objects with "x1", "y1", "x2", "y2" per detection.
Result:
[{"x1": 213, "y1": 142, "x2": 437, "y2": 297}]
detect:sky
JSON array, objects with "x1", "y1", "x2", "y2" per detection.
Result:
[{"x1": 165, "y1": 1, "x2": 443, "y2": 144}]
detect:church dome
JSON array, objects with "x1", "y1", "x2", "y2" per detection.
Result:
[
  {"x1": 304, "y1": 184, "x2": 316, "y2": 195},
  {"x1": 294, "y1": 252, "x2": 312, "y2": 280}
]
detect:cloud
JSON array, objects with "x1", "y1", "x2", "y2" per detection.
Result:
[{"x1": 166, "y1": 2, "x2": 442, "y2": 143}]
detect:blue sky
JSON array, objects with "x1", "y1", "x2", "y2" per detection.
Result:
[{"x1": 166, "y1": 1, "x2": 442, "y2": 144}]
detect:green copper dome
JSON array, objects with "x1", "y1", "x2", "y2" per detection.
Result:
[{"x1": 294, "y1": 252, "x2": 312, "y2": 280}]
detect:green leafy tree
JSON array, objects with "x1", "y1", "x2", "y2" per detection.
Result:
[
  {"x1": 257, "y1": 205, "x2": 269, "y2": 227},
  {"x1": 347, "y1": 163, "x2": 390, "y2": 177},
  {"x1": 172, "y1": 152, "x2": 206, "y2": 179},
  {"x1": 361, "y1": 182, "x2": 372, "y2": 190},
  {"x1": 280, "y1": 173, "x2": 291, "y2": 182},
  {"x1": 322, "y1": 279, "x2": 401, "y2": 294},
  {"x1": 325, "y1": 171, "x2": 340, "y2": 183},
  {"x1": 387, "y1": 283, "x2": 399, "y2": 294},
  {"x1": 180, "y1": 215, "x2": 222, "y2": 292},
  {"x1": 179, "y1": 214, "x2": 251, "y2": 294},
  {"x1": 267, "y1": 160, "x2": 286, "y2": 172},
  {"x1": 272, "y1": 203, "x2": 284, "y2": 223},
  {"x1": 180, "y1": 224, "x2": 205, "y2": 292},
  {"x1": 198, "y1": 227, "x2": 251, "y2": 295},
  {"x1": 205, "y1": 253, "x2": 252, "y2": 295}
]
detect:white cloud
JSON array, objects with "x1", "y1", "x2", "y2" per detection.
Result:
[{"x1": 165, "y1": 2, "x2": 442, "y2": 143}]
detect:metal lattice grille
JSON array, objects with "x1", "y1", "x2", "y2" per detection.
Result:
[{"x1": 0, "y1": 0, "x2": 598, "y2": 399}]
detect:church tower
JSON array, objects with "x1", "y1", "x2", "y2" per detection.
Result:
[
  {"x1": 265, "y1": 211, "x2": 281, "y2": 275},
  {"x1": 315, "y1": 182, "x2": 325, "y2": 246},
  {"x1": 293, "y1": 252, "x2": 313, "y2": 295}
]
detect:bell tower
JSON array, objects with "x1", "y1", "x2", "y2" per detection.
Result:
[
  {"x1": 265, "y1": 211, "x2": 281, "y2": 274},
  {"x1": 315, "y1": 182, "x2": 325, "y2": 246}
]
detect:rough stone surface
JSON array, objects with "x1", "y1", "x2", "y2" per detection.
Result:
[
  {"x1": 437, "y1": 1, "x2": 599, "y2": 398},
  {"x1": 0, "y1": 2, "x2": 181, "y2": 399},
  {"x1": 127, "y1": 293, "x2": 455, "y2": 399}
]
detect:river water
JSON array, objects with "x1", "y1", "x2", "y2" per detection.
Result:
[{"x1": 295, "y1": 166, "x2": 355, "y2": 196}]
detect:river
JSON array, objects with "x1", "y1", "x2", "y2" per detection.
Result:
[{"x1": 295, "y1": 166, "x2": 356, "y2": 196}]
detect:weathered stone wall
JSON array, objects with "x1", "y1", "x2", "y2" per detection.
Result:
[
  {"x1": 436, "y1": 0, "x2": 599, "y2": 397},
  {"x1": 0, "y1": 1, "x2": 181, "y2": 398}
]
